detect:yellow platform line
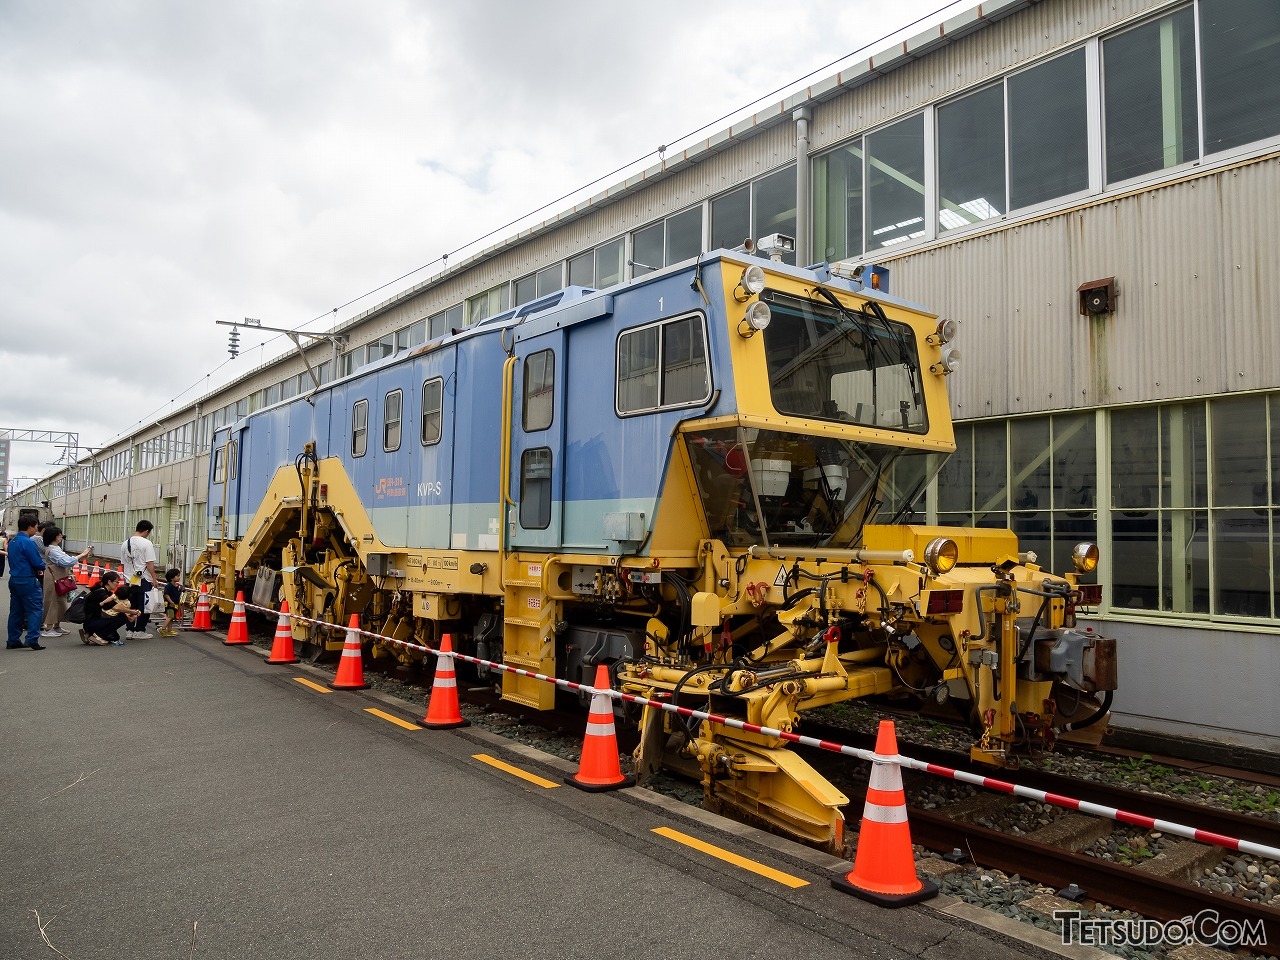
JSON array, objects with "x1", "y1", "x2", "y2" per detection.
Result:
[
  {"x1": 293, "y1": 677, "x2": 332, "y2": 694},
  {"x1": 473, "y1": 754, "x2": 560, "y2": 789},
  {"x1": 364, "y1": 707, "x2": 422, "y2": 731},
  {"x1": 651, "y1": 826, "x2": 809, "y2": 888}
]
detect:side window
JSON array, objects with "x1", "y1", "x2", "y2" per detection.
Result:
[
  {"x1": 617, "y1": 313, "x2": 710, "y2": 414},
  {"x1": 352, "y1": 399, "x2": 368, "y2": 458},
  {"x1": 212, "y1": 447, "x2": 225, "y2": 483},
  {"x1": 520, "y1": 447, "x2": 552, "y2": 529},
  {"x1": 523, "y1": 349, "x2": 554, "y2": 432},
  {"x1": 383, "y1": 389, "x2": 402, "y2": 452},
  {"x1": 421, "y1": 378, "x2": 443, "y2": 445},
  {"x1": 228, "y1": 441, "x2": 238, "y2": 480}
]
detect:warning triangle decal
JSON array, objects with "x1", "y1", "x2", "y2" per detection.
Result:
[{"x1": 773, "y1": 564, "x2": 788, "y2": 587}]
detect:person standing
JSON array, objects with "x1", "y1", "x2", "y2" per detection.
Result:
[
  {"x1": 122, "y1": 519, "x2": 158, "y2": 640},
  {"x1": 6, "y1": 517, "x2": 46, "y2": 650},
  {"x1": 41, "y1": 526, "x2": 92, "y2": 637}
]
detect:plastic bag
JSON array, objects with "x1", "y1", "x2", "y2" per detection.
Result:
[{"x1": 145, "y1": 589, "x2": 164, "y2": 615}]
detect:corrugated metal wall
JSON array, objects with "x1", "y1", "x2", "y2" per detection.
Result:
[{"x1": 885, "y1": 156, "x2": 1280, "y2": 418}]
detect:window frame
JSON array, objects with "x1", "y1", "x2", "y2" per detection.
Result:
[
  {"x1": 383, "y1": 389, "x2": 403, "y2": 452},
  {"x1": 421, "y1": 378, "x2": 444, "y2": 446},
  {"x1": 519, "y1": 446, "x2": 553, "y2": 530},
  {"x1": 522, "y1": 349, "x2": 555, "y2": 433},
  {"x1": 614, "y1": 311, "x2": 713, "y2": 418},
  {"x1": 352, "y1": 399, "x2": 369, "y2": 458}
]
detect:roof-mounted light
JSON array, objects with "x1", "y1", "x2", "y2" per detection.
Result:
[{"x1": 738, "y1": 264, "x2": 766, "y2": 298}]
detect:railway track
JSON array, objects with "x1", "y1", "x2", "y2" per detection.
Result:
[{"x1": 254, "y1": 626, "x2": 1280, "y2": 951}]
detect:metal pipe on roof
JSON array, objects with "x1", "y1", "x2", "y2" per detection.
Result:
[{"x1": 793, "y1": 107, "x2": 812, "y2": 267}]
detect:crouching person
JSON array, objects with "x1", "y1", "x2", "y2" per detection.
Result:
[{"x1": 80, "y1": 571, "x2": 139, "y2": 646}]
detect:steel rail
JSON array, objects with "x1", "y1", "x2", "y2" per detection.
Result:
[{"x1": 904, "y1": 810, "x2": 1280, "y2": 958}]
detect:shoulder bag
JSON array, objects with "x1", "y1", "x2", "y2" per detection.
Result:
[{"x1": 55, "y1": 575, "x2": 78, "y2": 596}]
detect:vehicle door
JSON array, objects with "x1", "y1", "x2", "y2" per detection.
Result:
[{"x1": 509, "y1": 329, "x2": 566, "y2": 550}]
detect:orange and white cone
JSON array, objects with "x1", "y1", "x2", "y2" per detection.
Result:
[
  {"x1": 89, "y1": 564, "x2": 102, "y2": 588},
  {"x1": 75, "y1": 563, "x2": 88, "y2": 585},
  {"x1": 566, "y1": 664, "x2": 634, "y2": 792},
  {"x1": 421, "y1": 634, "x2": 470, "y2": 729},
  {"x1": 331, "y1": 615, "x2": 368, "y2": 690},
  {"x1": 832, "y1": 719, "x2": 938, "y2": 906},
  {"x1": 265, "y1": 601, "x2": 301, "y2": 665},
  {"x1": 223, "y1": 590, "x2": 250, "y2": 645},
  {"x1": 190, "y1": 584, "x2": 213, "y2": 631}
]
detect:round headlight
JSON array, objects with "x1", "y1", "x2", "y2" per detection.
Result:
[
  {"x1": 1072, "y1": 542, "x2": 1100, "y2": 573},
  {"x1": 924, "y1": 537, "x2": 958, "y2": 575},
  {"x1": 744, "y1": 300, "x2": 771, "y2": 332},
  {"x1": 741, "y1": 264, "x2": 766, "y2": 295}
]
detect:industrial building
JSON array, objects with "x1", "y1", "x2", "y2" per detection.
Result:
[{"x1": 8, "y1": 0, "x2": 1278, "y2": 750}]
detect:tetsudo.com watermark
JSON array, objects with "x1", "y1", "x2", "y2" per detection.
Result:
[{"x1": 1053, "y1": 909, "x2": 1268, "y2": 950}]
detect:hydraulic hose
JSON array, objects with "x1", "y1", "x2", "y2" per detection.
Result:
[{"x1": 1059, "y1": 690, "x2": 1114, "y2": 732}]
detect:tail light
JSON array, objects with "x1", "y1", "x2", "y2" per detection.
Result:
[
  {"x1": 1077, "y1": 583, "x2": 1103, "y2": 606},
  {"x1": 926, "y1": 590, "x2": 964, "y2": 614}
]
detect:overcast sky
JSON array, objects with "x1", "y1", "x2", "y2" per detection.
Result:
[{"x1": 1, "y1": 0, "x2": 959, "y2": 490}]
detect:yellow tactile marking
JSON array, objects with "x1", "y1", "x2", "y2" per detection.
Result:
[
  {"x1": 364, "y1": 707, "x2": 422, "y2": 731},
  {"x1": 292, "y1": 677, "x2": 333, "y2": 694},
  {"x1": 651, "y1": 826, "x2": 809, "y2": 888},
  {"x1": 472, "y1": 754, "x2": 560, "y2": 789}
]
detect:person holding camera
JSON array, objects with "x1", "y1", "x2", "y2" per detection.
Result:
[{"x1": 41, "y1": 526, "x2": 92, "y2": 637}]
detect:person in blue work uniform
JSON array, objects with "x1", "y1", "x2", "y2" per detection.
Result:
[{"x1": 6, "y1": 516, "x2": 47, "y2": 650}]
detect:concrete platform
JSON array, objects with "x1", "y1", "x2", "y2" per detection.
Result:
[{"x1": 1, "y1": 586, "x2": 1079, "y2": 960}]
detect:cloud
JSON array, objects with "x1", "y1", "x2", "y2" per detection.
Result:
[{"x1": 0, "y1": 0, "x2": 955, "y2": 486}]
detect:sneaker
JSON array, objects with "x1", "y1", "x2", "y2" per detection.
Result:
[
  {"x1": 52, "y1": 628, "x2": 69, "y2": 636},
  {"x1": 79, "y1": 628, "x2": 90, "y2": 645},
  {"x1": 88, "y1": 635, "x2": 109, "y2": 646},
  {"x1": 109, "y1": 639, "x2": 126, "y2": 646},
  {"x1": 40, "y1": 629, "x2": 59, "y2": 638},
  {"x1": 127, "y1": 630, "x2": 154, "y2": 640}
]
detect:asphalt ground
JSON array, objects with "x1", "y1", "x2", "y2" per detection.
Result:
[{"x1": 0, "y1": 584, "x2": 1086, "y2": 960}]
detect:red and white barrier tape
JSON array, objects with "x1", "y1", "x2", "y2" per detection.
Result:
[{"x1": 206, "y1": 589, "x2": 1280, "y2": 863}]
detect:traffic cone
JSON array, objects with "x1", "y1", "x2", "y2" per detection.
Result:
[
  {"x1": 566, "y1": 665, "x2": 634, "y2": 792},
  {"x1": 422, "y1": 633, "x2": 470, "y2": 729},
  {"x1": 265, "y1": 601, "x2": 300, "y2": 665},
  {"x1": 89, "y1": 564, "x2": 102, "y2": 587},
  {"x1": 190, "y1": 584, "x2": 213, "y2": 631},
  {"x1": 331, "y1": 614, "x2": 368, "y2": 690},
  {"x1": 75, "y1": 563, "x2": 87, "y2": 585},
  {"x1": 832, "y1": 720, "x2": 938, "y2": 906},
  {"x1": 223, "y1": 590, "x2": 250, "y2": 645}
]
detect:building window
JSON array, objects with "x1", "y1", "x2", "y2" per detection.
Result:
[
  {"x1": 711, "y1": 186, "x2": 750, "y2": 251},
  {"x1": 939, "y1": 413, "x2": 1096, "y2": 574},
  {"x1": 523, "y1": 349, "x2": 554, "y2": 432},
  {"x1": 1104, "y1": 8, "x2": 1198, "y2": 184},
  {"x1": 635, "y1": 206, "x2": 704, "y2": 276},
  {"x1": 535, "y1": 264, "x2": 562, "y2": 297},
  {"x1": 520, "y1": 447, "x2": 552, "y2": 530},
  {"x1": 1008, "y1": 48, "x2": 1089, "y2": 209},
  {"x1": 397, "y1": 320, "x2": 426, "y2": 350},
  {"x1": 813, "y1": 143, "x2": 863, "y2": 262},
  {"x1": 429, "y1": 304, "x2": 464, "y2": 339},
  {"x1": 421, "y1": 378, "x2": 443, "y2": 446},
  {"x1": 595, "y1": 237, "x2": 625, "y2": 288},
  {"x1": 568, "y1": 250, "x2": 594, "y2": 288},
  {"x1": 352, "y1": 399, "x2": 368, "y2": 458},
  {"x1": 1200, "y1": 0, "x2": 1280, "y2": 154},
  {"x1": 617, "y1": 313, "x2": 710, "y2": 415},
  {"x1": 938, "y1": 84, "x2": 1005, "y2": 230},
  {"x1": 467, "y1": 284, "x2": 509, "y2": 325},
  {"x1": 867, "y1": 114, "x2": 926, "y2": 248},
  {"x1": 514, "y1": 273, "x2": 538, "y2": 307},
  {"x1": 383, "y1": 389, "x2": 402, "y2": 452},
  {"x1": 710, "y1": 168, "x2": 797, "y2": 261}
]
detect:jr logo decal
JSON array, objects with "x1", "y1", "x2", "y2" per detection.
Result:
[{"x1": 374, "y1": 476, "x2": 407, "y2": 499}]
